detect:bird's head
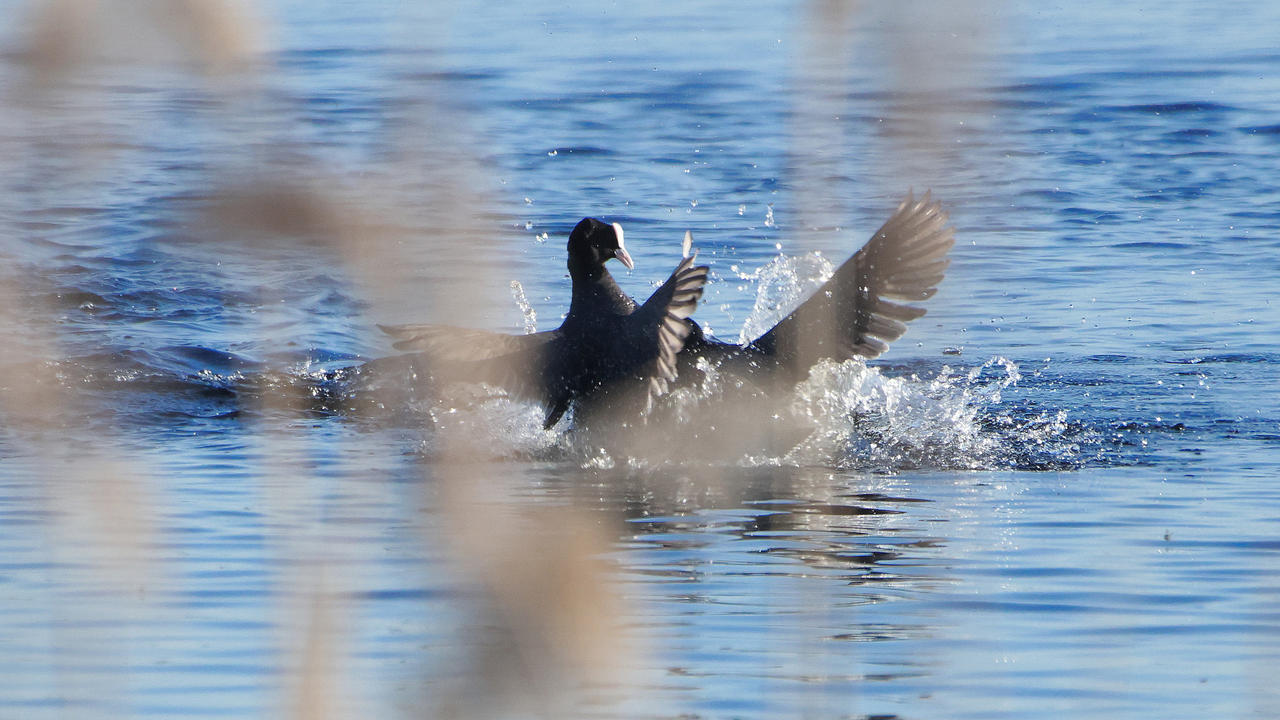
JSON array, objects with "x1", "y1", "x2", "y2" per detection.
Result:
[{"x1": 567, "y1": 217, "x2": 633, "y2": 274}]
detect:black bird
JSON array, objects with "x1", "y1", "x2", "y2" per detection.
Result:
[
  {"x1": 676, "y1": 191, "x2": 954, "y2": 384},
  {"x1": 378, "y1": 218, "x2": 710, "y2": 428},
  {"x1": 377, "y1": 191, "x2": 951, "y2": 430}
]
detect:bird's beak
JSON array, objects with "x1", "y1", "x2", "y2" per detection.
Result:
[
  {"x1": 612, "y1": 222, "x2": 635, "y2": 270},
  {"x1": 614, "y1": 247, "x2": 635, "y2": 270}
]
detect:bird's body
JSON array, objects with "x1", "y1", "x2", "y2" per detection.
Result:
[{"x1": 377, "y1": 218, "x2": 709, "y2": 428}]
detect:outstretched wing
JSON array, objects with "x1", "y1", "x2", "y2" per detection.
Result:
[
  {"x1": 632, "y1": 254, "x2": 710, "y2": 403},
  {"x1": 750, "y1": 191, "x2": 954, "y2": 368},
  {"x1": 376, "y1": 323, "x2": 561, "y2": 401},
  {"x1": 378, "y1": 323, "x2": 554, "y2": 360}
]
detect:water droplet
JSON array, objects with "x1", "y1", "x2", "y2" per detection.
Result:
[{"x1": 510, "y1": 281, "x2": 538, "y2": 334}]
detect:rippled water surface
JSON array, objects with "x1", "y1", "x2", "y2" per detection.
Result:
[{"x1": 2, "y1": 1, "x2": 1279, "y2": 718}]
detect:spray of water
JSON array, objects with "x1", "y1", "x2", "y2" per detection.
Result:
[
  {"x1": 737, "y1": 252, "x2": 834, "y2": 345},
  {"x1": 372, "y1": 253, "x2": 1091, "y2": 472},
  {"x1": 509, "y1": 280, "x2": 539, "y2": 334}
]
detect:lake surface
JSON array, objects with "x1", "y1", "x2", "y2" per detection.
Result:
[{"x1": 1, "y1": 1, "x2": 1278, "y2": 718}]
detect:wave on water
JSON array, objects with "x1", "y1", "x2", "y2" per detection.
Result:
[{"x1": 0, "y1": 345, "x2": 361, "y2": 435}]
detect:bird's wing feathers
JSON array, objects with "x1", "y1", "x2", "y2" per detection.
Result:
[
  {"x1": 377, "y1": 323, "x2": 554, "y2": 359},
  {"x1": 633, "y1": 254, "x2": 710, "y2": 405},
  {"x1": 750, "y1": 191, "x2": 954, "y2": 367},
  {"x1": 376, "y1": 323, "x2": 561, "y2": 401}
]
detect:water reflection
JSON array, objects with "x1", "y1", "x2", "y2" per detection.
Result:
[{"x1": 486, "y1": 463, "x2": 953, "y2": 695}]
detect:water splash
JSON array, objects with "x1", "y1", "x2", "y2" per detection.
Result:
[
  {"x1": 424, "y1": 391, "x2": 567, "y2": 460},
  {"x1": 510, "y1": 280, "x2": 538, "y2": 334},
  {"x1": 737, "y1": 252, "x2": 834, "y2": 344},
  {"x1": 783, "y1": 357, "x2": 1022, "y2": 470}
]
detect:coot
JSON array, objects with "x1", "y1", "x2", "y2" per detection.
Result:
[{"x1": 378, "y1": 218, "x2": 710, "y2": 428}]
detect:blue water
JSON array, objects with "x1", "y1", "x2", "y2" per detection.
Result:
[{"x1": 1, "y1": 1, "x2": 1279, "y2": 718}]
